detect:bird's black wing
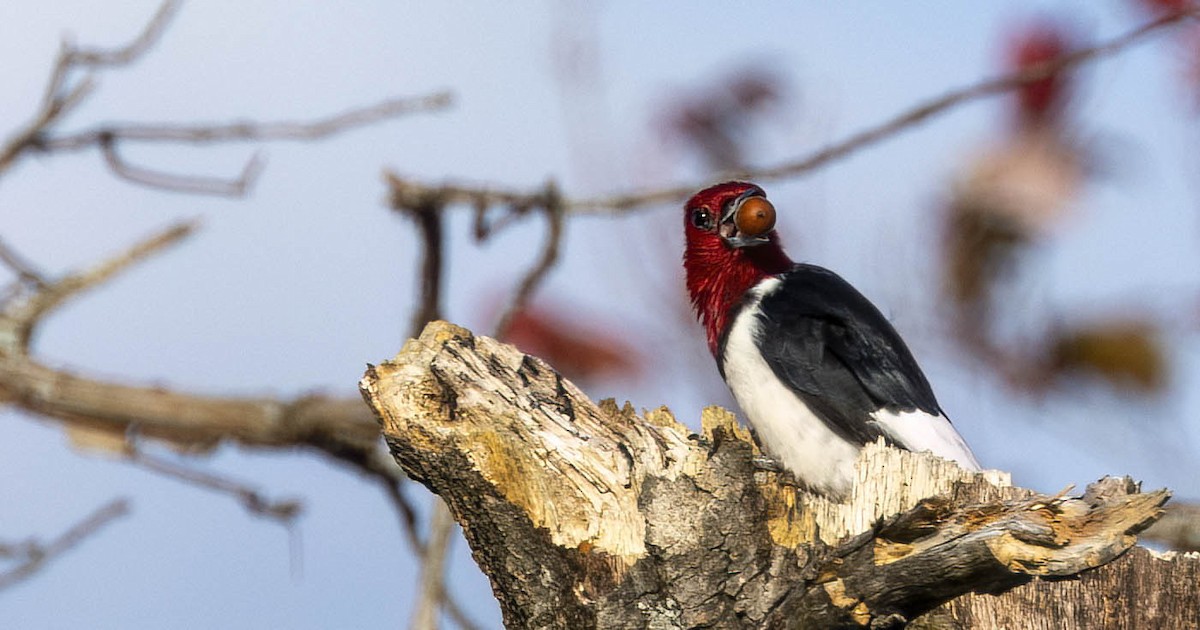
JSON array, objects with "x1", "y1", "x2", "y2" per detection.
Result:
[{"x1": 737, "y1": 263, "x2": 942, "y2": 447}]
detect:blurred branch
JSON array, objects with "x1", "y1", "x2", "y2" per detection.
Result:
[
  {"x1": 0, "y1": 237, "x2": 48, "y2": 289},
  {"x1": 44, "y1": 92, "x2": 454, "y2": 150},
  {"x1": 0, "y1": 223, "x2": 380, "y2": 454},
  {"x1": 0, "y1": 0, "x2": 182, "y2": 177},
  {"x1": 374, "y1": 470, "x2": 423, "y2": 555},
  {"x1": 0, "y1": 498, "x2": 130, "y2": 590},
  {"x1": 0, "y1": 221, "x2": 196, "y2": 350},
  {"x1": 0, "y1": 220, "x2": 429, "y2": 593},
  {"x1": 1142, "y1": 501, "x2": 1200, "y2": 552},
  {"x1": 128, "y1": 446, "x2": 303, "y2": 526},
  {"x1": 0, "y1": 0, "x2": 451, "y2": 196},
  {"x1": 493, "y1": 182, "x2": 564, "y2": 340},
  {"x1": 401, "y1": 201, "x2": 445, "y2": 339},
  {"x1": 99, "y1": 138, "x2": 265, "y2": 196},
  {"x1": 385, "y1": 9, "x2": 1200, "y2": 219},
  {"x1": 66, "y1": 1, "x2": 180, "y2": 67},
  {"x1": 410, "y1": 501, "x2": 456, "y2": 630}
]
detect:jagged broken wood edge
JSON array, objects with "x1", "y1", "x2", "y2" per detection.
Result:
[{"x1": 361, "y1": 321, "x2": 1190, "y2": 629}]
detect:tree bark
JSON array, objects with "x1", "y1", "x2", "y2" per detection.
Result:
[{"x1": 360, "y1": 321, "x2": 1198, "y2": 629}]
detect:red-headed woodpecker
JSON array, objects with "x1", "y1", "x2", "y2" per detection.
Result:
[{"x1": 683, "y1": 182, "x2": 980, "y2": 497}]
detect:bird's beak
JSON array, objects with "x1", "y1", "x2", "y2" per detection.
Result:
[{"x1": 719, "y1": 188, "x2": 772, "y2": 249}]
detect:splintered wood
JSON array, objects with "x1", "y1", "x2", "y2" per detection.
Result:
[{"x1": 361, "y1": 320, "x2": 1195, "y2": 630}]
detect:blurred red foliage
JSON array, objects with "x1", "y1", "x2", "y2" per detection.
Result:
[
  {"x1": 1007, "y1": 20, "x2": 1076, "y2": 125},
  {"x1": 1133, "y1": 0, "x2": 1196, "y2": 17},
  {"x1": 502, "y1": 304, "x2": 642, "y2": 385},
  {"x1": 658, "y1": 66, "x2": 787, "y2": 171}
]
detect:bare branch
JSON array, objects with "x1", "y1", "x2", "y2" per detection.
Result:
[
  {"x1": 65, "y1": 1, "x2": 181, "y2": 67},
  {"x1": 42, "y1": 92, "x2": 454, "y2": 151},
  {"x1": 385, "y1": 172, "x2": 549, "y2": 220},
  {"x1": 566, "y1": 9, "x2": 1200, "y2": 215},
  {"x1": 0, "y1": 237, "x2": 48, "y2": 288},
  {"x1": 375, "y1": 471, "x2": 424, "y2": 555},
  {"x1": 0, "y1": 221, "x2": 196, "y2": 352},
  {"x1": 127, "y1": 446, "x2": 302, "y2": 526},
  {"x1": 0, "y1": 0, "x2": 449, "y2": 197},
  {"x1": 410, "y1": 501, "x2": 456, "y2": 630},
  {"x1": 493, "y1": 182, "x2": 564, "y2": 340},
  {"x1": 0, "y1": 1, "x2": 181, "y2": 177},
  {"x1": 388, "y1": 11, "x2": 1199, "y2": 220},
  {"x1": 0, "y1": 354, "x2": 380, "y2": 451},
  {"x1": 100, "y1": 137, "x2": 265, "y2": 196},
  {"x1": 0, "y1": 498, "x2": 130, "y2": 590},
  {"x1": 0, "y1": 222, "x2": 381, "y2": 458},
  {"x1": 402, "y1": 201, "x2": 445, "y2": 339}
]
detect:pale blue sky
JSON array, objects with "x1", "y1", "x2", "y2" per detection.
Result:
[{"x1": 2, "y1": 2, "x2": 1197, "y2": 628}]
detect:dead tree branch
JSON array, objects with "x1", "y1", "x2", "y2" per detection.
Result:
[
  {"x1": 0, "y1": 221, "x2": 428, "y2": 564},
  {"x1": 0, "y1": 498, "x2": 130, "y2": 590},
  {"x1": 361, "y1": 321, "x2": 1195, "y2": 629},
  {"x1": 0, "y1": 0, "x2": 181, "y2": 177},
  {"x1": 0, "y1": 0, "x2": 451, "y2": 195},
  {"x1": 45, "y1": 92, "x2": 454, "y2": 151},
  {"x1": 0, "y1": 222, "x2": 379, "y2": 457}
]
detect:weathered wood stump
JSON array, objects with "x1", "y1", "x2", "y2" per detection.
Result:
[{"x1": 361, "y1": 321, "x2": 1199, "y2": 629}]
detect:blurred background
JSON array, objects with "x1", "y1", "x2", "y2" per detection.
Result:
[{"x1": 2, "y1": 1, "x2": 1199, "y2": 628}]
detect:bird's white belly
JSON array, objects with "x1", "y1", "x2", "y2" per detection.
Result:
[{"x1": 722, "y1": 280, "x2": 859, "y2": 497}]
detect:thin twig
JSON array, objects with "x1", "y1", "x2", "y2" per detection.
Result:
[
  {"x1": 410, "y1": 501, "x2": 456, "y2": 630},
  {"x1": 442, "y1": 577, "x2": 483, "y2": 630},
  {"x1": 0, "y1": 1, "x2": 181, "y2": 177},
  {"x1": 318, "y1": 440, "x2": 425, "y2": 557},
  {"x1": 0, "y1": 221, "x2": 197, "y2": 352},
  {"x1": 0, "y1": 498, "x2": 130, "y2": 590},
  {"x1": 66, "y1": 1, "x2": 182, "y2": 66},
  {"x1": 493, "y1": 182, "x2": 565, "y2": 339},
  {"x1": 377, "y1": 473, "x2": 425, "y2": 555},
  {"x1": 0, "y1": 238, "x2": 48, "y2": 288},
  {"x1": 387, "y1": 169, "x2": 485, "y2": 630},
  {"x1": 355, "y1": 457, "x2": 478, "y2": 630},
  {"x1": 0, "y1": 0, "x2": 449, "y2": 196},
  {"x1": 127, "y1": 447, "x2": 303, "y2": 526},
  {"x1": 100, "y1": 136, "x2": 265, "y2": 196},
  {"x1": 570, "y1": 10, "x2": 1199, "y2": 214},
  {"x1": 42, "y1": 92, "x2": 453, "y2": 151}
]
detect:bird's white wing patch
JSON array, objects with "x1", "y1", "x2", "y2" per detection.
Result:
[
  {"x1": 723, "y1": 278, "x2": 860, "y2": 497},
  {"x1": 872, "y1": 409, "x2": 981, "y2": 470}
]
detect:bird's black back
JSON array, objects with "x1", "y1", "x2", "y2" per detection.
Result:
[{"x1": 719, "y1": 263, "x2": 942, "y2": 447}]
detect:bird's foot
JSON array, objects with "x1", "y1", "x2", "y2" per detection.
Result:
[{"x1": 751, "y1": 456, "x2": 807, "y2": 489}]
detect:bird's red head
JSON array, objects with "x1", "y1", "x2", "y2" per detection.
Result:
[{"x1": 683, "y1": 181, "x2": 792, "y2": 356}]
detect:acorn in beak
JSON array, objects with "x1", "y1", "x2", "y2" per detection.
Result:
[{"x1": 719, "y1": 188, "x2": 776, "y2": 248}]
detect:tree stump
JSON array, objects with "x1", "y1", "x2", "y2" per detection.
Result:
[{"x1": 360, "y1": 321, "x2": 1199, "y2": 629}]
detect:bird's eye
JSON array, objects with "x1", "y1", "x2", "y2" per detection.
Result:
[
  {"x1": 691, "y1": 208, "x2": 714, "y2": 231},
  {"x1": 734, "y1": 196, "x2": 776, "y2": 237}
]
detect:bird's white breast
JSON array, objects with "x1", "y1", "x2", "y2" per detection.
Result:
[{"x1": 721, "y1": 278, "x2": 860, "y2": 497}]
